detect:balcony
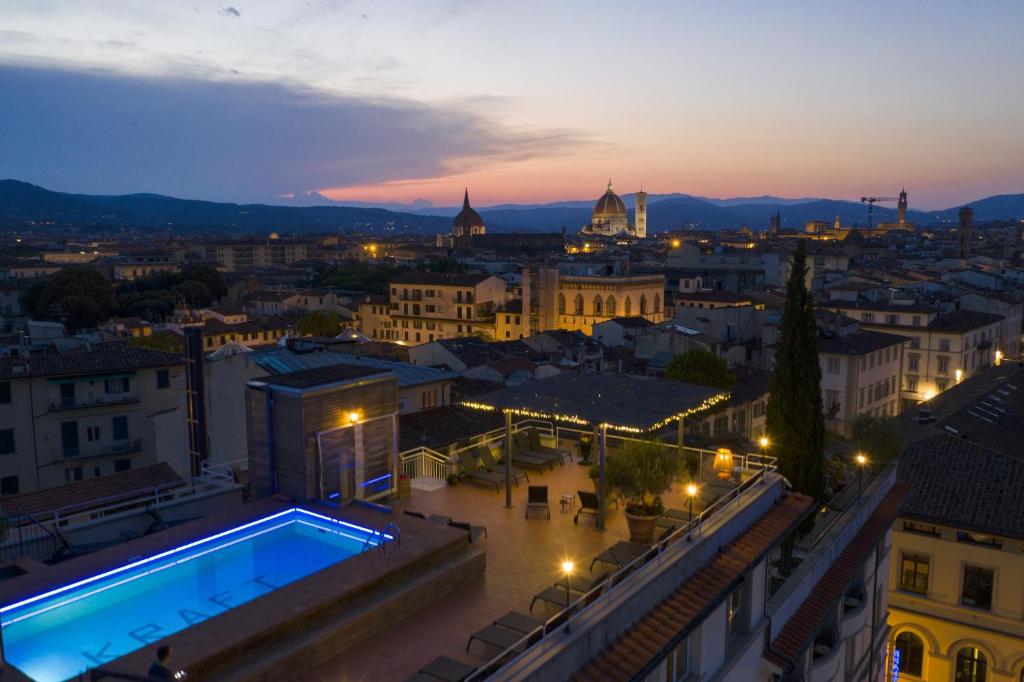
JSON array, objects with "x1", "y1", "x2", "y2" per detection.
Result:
[
  {"x1": 841, "y1": 583, "x2": 868, "y2": 639},
  {"x1": 49, "y1": 395, "x2": 140, "y2": 413},
  {"x1": 63, "y1": 438, "x2": 142, "y2": 459},
  {"x1": 810, "y1": 625, "x2": 841, "y2": 679}
]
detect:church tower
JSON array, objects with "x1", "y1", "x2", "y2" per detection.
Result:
[
  {"x1": 634, "y1": 191, "x2": 647, "y2": 238},
  {"x1": 957, "y1": 206, "x2": 973, "y2": 259},
  {"x1": 898, "y1": 188, "x2": 908, "y2": 226}
]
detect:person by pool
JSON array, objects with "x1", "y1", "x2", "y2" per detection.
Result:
[{"x1": 148, "y1": 645, "x2": 175, "y2": 681}]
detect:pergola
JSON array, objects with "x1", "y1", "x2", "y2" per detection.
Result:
[{"x1": 461, "y1": 373, "x2": 729, "y2": 528}]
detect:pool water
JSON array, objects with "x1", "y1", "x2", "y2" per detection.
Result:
[{"x1": 0, "y1": 508, "x2": 387, "y2": 682}]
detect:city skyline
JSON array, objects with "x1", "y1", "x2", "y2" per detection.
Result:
[{"x1": 1, "y1": 1, "x2": 1023, "y2": 208}]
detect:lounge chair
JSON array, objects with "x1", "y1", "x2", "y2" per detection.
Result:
[
  {"x1": 465, "y1": 612, "x2": 542, "y2": 653},
  {"x1": 527, "y1": 429, "x2": 572, "y2": 464},
  {"x1": 590, "y1": 541, "x2": 650, "y2": 571},
  {"x1": 448, "y1": 520, "x2": 487, "y2": 543},
  {"x1": 525, "y1": 485, "x2": 550, "y2": 519},
  {"x1": 513, "y1": 432, "x2": 559, "y2": 467},
  {"x1": 476, "y1": 445, "x2": 529, "y2": 486},
  {"x1": 573, "y1": 490, "x2": 616, "y2": 525},
  {"x1": 415, "y1": 655, "x2": 476, "y2": 681},
  {"x1": 530, "y1": 571, "x2": 610, "y2": 611},
  {"x1": 457, "y1": 450, "x2": 505, "y2": 493}
]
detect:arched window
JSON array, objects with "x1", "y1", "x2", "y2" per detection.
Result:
[
  {"x1": 558, "y1": 293, "x2": 565, "y2": 315},
  {"x1": 894, "y1": 632, "x2": 924, "y2": 678},
  {"x1": 593, "y1": 295, "x2": 603, "y2": 316},
  {"x1": 640, "y1": 294, "x2": 648, "y2": 315},
  {"x1": 654, "y1": 293, "x2": 661, "y2": 314},
  {"x1": 606, "y1": 295, "x2": 617, "y2": 317},
  {"x1": 955, "y1": 648, "x2": 987, "y2": 682},
  {"x1": 624, "y1": 296, "x2": 632, "y2": 316},
  {"x1": 574, "y1": 294, "x2": 584, "y2": 316}
]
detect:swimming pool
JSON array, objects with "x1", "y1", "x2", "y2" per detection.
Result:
[{"x1": 0, "y1": 508, "x2": 389, "y2": 682}]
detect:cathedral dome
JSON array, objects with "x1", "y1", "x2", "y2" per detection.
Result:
[
  {"x1": 452, "y1": 189, "x2": 485, "y2": 231},
  {"x1": 593, "y1": 180, "x2": 626, "y2": 218}
]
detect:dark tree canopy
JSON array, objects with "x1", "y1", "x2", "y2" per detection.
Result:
[
  {"x1": 24, "y1": 267, "x2": 118, "y2": 331},
  {"x1": 766, "y1": 242, "x2": 826, "y2": 499},
  {"x1": 849, "y1": 414, "x2": 902, "y2": 466},
  {"x1": 664, "y1": 348, "x2": 735, "y2": 388},
  {"x1": 317, "y1": 261, "x2": 408, "y2": 294},
  {"x1": 296, "y1": 310, "x2": 341, "y2": 337}
]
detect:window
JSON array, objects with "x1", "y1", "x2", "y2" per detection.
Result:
[
  {"x1": 0, "y1": 381, "x2": 9, "y2": 404},
  {"x1": 640, "y1": 294, "x2": 648, "y2": 316},
  {"x1": 624, "y1": 297, "x2": 632, "y2": 316},
  {"x1": 726, "y1": 588, "x2": 742, "y2": 639},
  {"x1": 112, "y1": 416, "x2": 129, "y2": 441},
  {"x1": 961, "y1": 565, "x2": 994, "y2": 609},
  {"x1": 421, "y1": 390, "x2": 437, "y2": 409},
  {"x1": 606, "y1": 296, "x2": 616, "y2": 316},
  {"x1": 826, "y1": 357, "x2": 840, "y2": 374},
  {"x1": 887, "y1": 314, "x2": 899, "y2": 325},
  {"x1": 908, "y1": 354, "x2": 919, "y2": 371},
  {"x1": 863, "y1": 312, "x2": 875, "y2": 323},
  {"x1": 0, "y1": 429, "x2": 13, "y2": 455},
  {"x1": 558, "y1": 294, "x2": 566, "y2": 315},
  {"x1": 957, "y1": 531, "x2": 1002, "y2": 548},
  {"x1": 939, "y1": 338, "x2": 951, "y2": 352},
  {"x1": 824, "y1": 389, "x2": 840, "y2": 412},
  {"x1": 894, "y1": 632, "x2": 924, "y2": 678},
  {"x1": 906, "y1": 376, "x2": 918, "y2": 392},
  {"x1": 909, "y1": 336, "x2": 920, "y2": 349},
  {"x1": 955, "y1": 647, "x2": 987, "y2": 682},
  {"x1": 1, "y1": 475, "x2": 19, "y2": 495},
  {"x1": 937, "y1": 356, "x2": 950, "y2": 374},
  {"x1": 61, "y1": 421, "x2": 79, "y2": 456},
  {"x1": 903, "y1": 521, "x2": 940, "y2": 537},
  {"x1": 104, "y1": 377, "x2": 130, "y2": 394},
  {"x1": 574, "y1": 294, "x2": 584, "y2": 315},
  {"x1": 593, "y1": 295, "x2": 603, "y2": 316},
  {"x1": 86, "y1": 425, "x2": 100, "y2": 442},
  {"x1": 157, "y1": 370, "x2": 170, "y2": 389},
  {"x1": 912, "y1": 315, "x2": 921, "y2": 326},
  {"x1": 900, "y1": 553, "x2": 929, "y2": 594},
  {"x1": 671, "y1": 637, "x2": 689, "y2": 680},
  {"x1": 115, "y1": 459, "x2": 131, "y2": 473}
]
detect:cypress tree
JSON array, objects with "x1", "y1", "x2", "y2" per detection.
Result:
[{"x1": 766, "y1": 241, "x2": 825, "y2": 499}]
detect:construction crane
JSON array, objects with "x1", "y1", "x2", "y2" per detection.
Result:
[{"x1": 860, "y1": 196, "x2": 898, "y2": 229}]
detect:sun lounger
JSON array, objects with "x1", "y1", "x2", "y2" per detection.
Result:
[
  {"x1": 590, "y1": 541, "x2": 651, "y2": 570},
  {"x1": 475, "y1": 445, "x2": 529, "y2": 486},
  {"x1": 417, "y1": 655, "x2": 476, "y2": 681},
  {"x1": 494, "y1": 611, "x2": 543, "y2": 634},
  {"x1": 526, "y1": 429, "x2": 572, "y2": 464},
  {"x1": 513, "y1": 432, "x2": 560, "y2": 467},
  {"x1": 525, "y1": 485, "x2": 550, "y2": 519},
  {"x1": 530, "y1": 571, "x2": 610, "y2": 612},
  {"x1": 448, "y1": 520, "x2": 487, "y2": 543},
  {"x1": 574, "y1": 490, "x2": 617, "y2": 525},
  {"x1": 457, "y1": 450, "x2": 505, "y2": 492}
]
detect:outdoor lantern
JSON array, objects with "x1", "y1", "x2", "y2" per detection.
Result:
[{"x1": 714, "y1": 447, "x2": 734, "y2": 480}]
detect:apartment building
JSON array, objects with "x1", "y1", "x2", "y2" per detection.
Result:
[
  {"x1": 198, "y1": 239, "x2": 312, "y2": 272},
  {"x1": 0, "y1": 342, "x2": 187, "y2": 494},
  {"x1": 958, "y1": 291, "x2": 1023, "y2": 362},
  {"x1": 112, "y1": 255, "x2": 180, "y2": 281},
  {"x1": 534, "y1": 266, "x2": 666, "y2": 335},
  {"x1": 385, "y1": 272, "x2": 507, "y2": 345},
  {"x1": 357, "y1": 295, "x2": 396, "y2": 341},
  {"x1": 830, "y1": 305, "x2": 1004, "y2": 404},
  {"x1": 817, "y1": 317, "x2": 909, "y2": 433}
]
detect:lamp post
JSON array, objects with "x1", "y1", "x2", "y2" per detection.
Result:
[
  {"x1": 561, "y1": 559, "x2": 574, "y2": 632},
  {"x1": 686, "y1": 482, "x2": 698, "y2": 541},
  {"x1": 855, "y1": 453, "x2": 868, "y2": 500}
]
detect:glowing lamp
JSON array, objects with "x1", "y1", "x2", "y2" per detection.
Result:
[
  {"x1": 955, "y1": 369, "x2": 963, "y2": 382},
  {"x1": 686, "y1": 482, "x2": 698, "y2": 498},
  {"x1": 759, "y1": 436, "x2": 769, "y2": 449},
  {"x1": 855, "y1": 453, "x2": 868, "y2": 467},
  {"x1": 671, "y1": 239, "x2": 681, "y2": 248},
  {"x1": 995, "y1": 350, "x2": 1004, "y2": 365},
  {"x1": 713, "y1": 448, "x2": 734, "y2": 479},
  {"x1": 561, "y1": 560, "x2": 574, "y2": 575},
  {"x1": 348, "y1": 410, "x2": 362, "y2": 424}
]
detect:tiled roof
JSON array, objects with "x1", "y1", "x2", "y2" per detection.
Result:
[
  {"x1": 0, "y1": 463, "x2": 184, "y2": 518},
  {"x1": 816, "y1": 329, "x2": 911, "y2": 356},
  {"x1": 676, "y1": 291, "x2": 753, "y2": 304},
  {"x1": 573, "y1": 492, "x2": 814, "y2": 682},
  {"x1": 605, "y1": 316, "x2": 654, "y2": 329},
  {"x1": 926, "y1": 309, "x2": 1004, "y2": 332},
  {"x1": 389, "y1": 272, "x2": 493, "y2": 286},
  {"x1": 899, "y1": 436, "x2": 1024, "y2": 539},
  {"x1": 766, "y1": 484, "x2": 908, "y2": 672},
  {"x1": 0, "y1": 341, "x2": 183, "y2": 380},
  {"x1": 399, "y1": 406, "x2": 505, "y2": 452}
]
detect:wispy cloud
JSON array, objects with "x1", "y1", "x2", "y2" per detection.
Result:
[{"x1": 0, "y1": 64, "x2": 589, "y2": 202}]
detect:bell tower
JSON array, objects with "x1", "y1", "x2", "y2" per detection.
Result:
[
  {"x1": 898, "y1": 188, "x2": 908, "y2": 226},
  {"x1": 634, "y1": 190, "x2": 647, "y2": 239}
]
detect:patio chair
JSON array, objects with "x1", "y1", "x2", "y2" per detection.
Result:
[
  {"x1": 527, "y1": 429, "x2": 572, "y2": 464},
  {"x1": 457, "y1": 450, "x2": 504, "y2": 493},
  {"x1": 590, "y1": 541, "x2": 650, "y2": 571},
  {"x1": 466, "y1": 612, "x2": 542, "y2": 653},
  {"x1": 476, "y1": 445, "x2": 529, "y2": 486},
  {"x1": 525, "y1": 485, "x2": 550, "y2": 519},
  {"x1": 513, "y1": 432, "x2": 559, "y2": 467},
  {"x1": 530, "y1": 571, "x2": 610, "y2": 612},
  {"x1": 415, "y1": 655, "x2": 476, "y2": 681},
  {"x1": 573, "y1": 490, "x2": 616, "y2": 525},
  {"x1": 448, "y1": 520, "x2": 487, "y2": 543}
]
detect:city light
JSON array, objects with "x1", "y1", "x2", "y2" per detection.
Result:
[
  {"x1": 955, "y1": 369, "x2": 963, "y2": 382},
  {"x1": 759, "y1": 435, "x2": 769, "y2": 449},
  {"x1": 561, "y1": 559, "x2": 574, "y2": 575},
  {"x1": 348, "y1": 410, "x2": 362, "y2": 424},
  {"x1": 995, "y1": 350, "x2": 1004, "y2": 365}
]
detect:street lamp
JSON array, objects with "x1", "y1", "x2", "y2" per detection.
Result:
[
  {"x1": 686, "y1": 482, "x2": 698, "y2": 541},
  {"x1": 855, "y1": 453, "x2": 868, "y2": 499},
  {"x1": 759, "y1": 435, "x2": 769, "y2": 450},
  {"x1": 348, "y1": 410, "x2": 362, "y2": 424},
  {"x1": 561, "y1": 559, "x2": 575, "y2": 632}
]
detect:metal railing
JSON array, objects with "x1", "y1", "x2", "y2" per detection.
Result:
[
  {"x1": 399, "y1": 446, "x2": 450, "y2": 480},
  {"x1": 48, "y1": 395, "x2": 140, "y2": 412},
  {"x1": 0, "y1": 511, "x2": 75, "y2": 563},
  {"x1": 464, "y1": 461, "x2": 777, "y2": 680}
]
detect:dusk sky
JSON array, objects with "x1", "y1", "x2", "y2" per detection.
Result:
[{"x1": 1, "y1": 1, "x2": 1022, "y2": 208}]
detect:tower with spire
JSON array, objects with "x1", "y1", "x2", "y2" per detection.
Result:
[
  {"x1": 450, "y1": 188, "x2": 486, "y2": 250},
  {"x1": 898, "y1": 188, "x2": 908, "y2": 226}
]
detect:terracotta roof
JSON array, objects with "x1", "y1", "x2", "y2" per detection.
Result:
[
  {"x1": 0, "y1": 341, "x2": 183, "y2": 380},
  {"x1": 390, "y1": 272, "x2": 493, "y2": 287},
  {"x1": 926, "y1": 309, "x2": 1003, "y2": 332},
  {"x1": 766, "y1": 483, "x2": 908, "y2": 672},
  {"x1": 573, "y1": 492, "x2": 814, "y2": 682},
  {"x1": 816, "y1": 329, "x2": 911, "y2": 356},
  {"x1": 0, "y1": 463, "x2": 185, "y2": 519}
]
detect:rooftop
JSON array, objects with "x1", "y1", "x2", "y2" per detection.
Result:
[
  {"x1": 926, "y1": 308, "x2": 1004, "y2": 332},
  {"x1": 390, "y1": 272, "x2": 494, "y2": 287},
  {"x1": 816, "y1": 329, "x2": 911, "y2": 356},
  {"x1": 0, "y1": 341, "x2": 183, "y2": 380},
  {"x1": 250, "y1": 347, "x2": 456, "y2": 389},
  {"x1": 255, "y1": 363, "x2": 391, "y2": 390}
]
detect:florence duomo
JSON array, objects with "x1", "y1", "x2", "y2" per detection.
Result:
[{"x1": 581, "y1": 180, "x2": 647, "y2": 238}]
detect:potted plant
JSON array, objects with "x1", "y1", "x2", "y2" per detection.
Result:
[
  {"x1": 446, "y1": 473, "x2": 460, "y2": 486},
  {"x1": 397, "y1": 473, "x2": 412, "y2": 499},
  {"x1": 605, "y1": 440, "x2": 683, "y2": 544},
  {"x1": 578, "y1": 433, "x2": 593, "y2": 465}
]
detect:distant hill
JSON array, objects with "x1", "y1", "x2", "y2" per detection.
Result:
[
  {"x1": 0, "y1": 180, "x2": 450, "y2": 234},
  {"x1": 1, "y1": 179, "x2": 1021, "y2": 234}
]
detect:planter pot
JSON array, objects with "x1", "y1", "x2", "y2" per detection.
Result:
[
  {"x1": 624, "y1": 510, "x2": 658, "y2": 544},
  {"x1": 397, "y1": 477, "x2": 412, "y2": 499}
]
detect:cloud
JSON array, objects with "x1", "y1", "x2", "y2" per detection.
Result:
[
  {"x1": 0, "y1": 64, "x2": 587, "y2": 202},
  {"x1": 219, "y1": 6, "x2": 241, "y2": 18}
]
